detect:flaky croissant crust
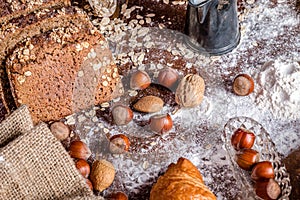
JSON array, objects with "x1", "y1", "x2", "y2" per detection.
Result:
[{"x1": 150, "y1": 157, "x2": 217, "y2": 200}]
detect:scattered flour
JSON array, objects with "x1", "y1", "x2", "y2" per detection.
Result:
[
  {"x1": 253, "y1": 60, "x2": 300, "y2": 120},
  {"x1": 81, "y1": 0, "x2": 300, "y2": 198}
]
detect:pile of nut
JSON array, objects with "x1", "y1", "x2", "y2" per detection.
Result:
[
  {"x1": 46, "y1": 67, "x2": 257, "y2": 198},
  {"x1": 110, "y1": 67, "x2": 205, "y2": 140},
  {"x1": 48, "y1": 67, "x2": 260, "y2": 198},
  {"x1": 231, "y1": 127, "x2": 281, "y2": 200},
  {"x1": 49, "y1": 121, "x2": 128, "y2": 199},
  {"x1": 44, "y1": 66, "x2": 206, "y2": 199}
]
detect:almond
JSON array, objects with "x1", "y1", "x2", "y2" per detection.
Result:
[{"x1": 133, "y1": 95, "x2": 164, "y2": 113}]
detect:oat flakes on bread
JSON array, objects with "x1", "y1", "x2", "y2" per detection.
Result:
[
  {"x1": 6, "y1": 24, "x2": 122, "y2": 123},
  {"x1": 0, "y1": 0, "x2": 71, "y2": 24},
  {"x1": 0, "y1": 6, "x2": 90, "y2": 62},
  {"x1": 0, "y1": 6, "x2": 92, "y2": 118}
]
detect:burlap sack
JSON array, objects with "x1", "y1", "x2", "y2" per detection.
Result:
[
  {"x1": 0, "y1": 105, "x2": 33, "y2": 147},
  {"x1": 0, "y1": 120, "x2": 102, "y2": 199}
]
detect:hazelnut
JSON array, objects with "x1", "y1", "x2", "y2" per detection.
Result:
[
  {"x1": 175, "y1": 74, "x2": 205, "y2": 108},
  {"x1": 149, "y1": 114, "x2": 173, "y2": 134},
  {"x1": 86, "y1": 178, "x2": 93, "y2": 190},
  {"x1": 106, "y1": 191, "x2": 128, "y2": 200},
  {"x1": 157, "y1": 67, "x2": 178, "y2": 89},
  {"x1": 50, "y1": 121, "x2": 70, "y2": 141},
  {"x1": 251, "y1": 161, "x2": 275, "y2": 181},
  {"x1": 69, "y1": 141, "x2": 91, "y2": 160},
  {"x1": 232, "y1": 74, "x2": 254, "y2": 96},
  {"x1": 231, "y1": 128, "x2": 243, "y2": 150},
  {"x1": 235, "y1": 148, "x2": 260, "y2": 171},
  {"x1": 75, "y1": 159, "x2": 90, "y2": 178},
  {"x1": 231, "y1": 128, "x2": 256, "y2": 150},
  {"x1": 130, "y1": 70, "x2": 151, "y2": 90},
  {"x1": 109, "y1": 134, "x2": 130, "y2": 154},
  {"x1": 112, "y1": 105, "x2": 133, "y2": 125},
  {"x1": 90, "y1": 159, "x2": 115, "y2": 192},
  {"x1": 254, "y1": 179, "x2": 281, "y2": 200}
]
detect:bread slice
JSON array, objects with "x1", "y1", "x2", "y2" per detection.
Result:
[
  {"x1": 0, "y1": 0, "x2": 71, "y2": 24},
  {"x1": 6, "y1": 24, "x2": 122, "y2": 123},
  {"x1": 0, "y1": 6, "x2": 90, "y2": 62},
  {"x1": 0, "y1": 6, "x2": 92, "y2": 119}
]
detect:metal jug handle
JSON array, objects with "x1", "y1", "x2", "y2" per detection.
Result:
[{"x1": 189, "y1": 0, "x2": 213, "y2": 24}]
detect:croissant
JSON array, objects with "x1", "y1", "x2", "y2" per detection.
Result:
[{"x1": 150, "y1": 157, "x2": 217, "y2": 200}]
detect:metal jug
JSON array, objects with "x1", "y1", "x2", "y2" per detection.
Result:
[{"x1": 184, "y1": 0, "x2": 240, "y2": 55}]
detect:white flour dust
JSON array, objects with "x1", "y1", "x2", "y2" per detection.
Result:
[{"x1": 252, "y1": 60, "x2": 300, "y2": 120}]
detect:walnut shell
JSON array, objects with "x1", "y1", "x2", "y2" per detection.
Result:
[
  {"x1": 175, "y1": 74, "x2": 205, "y2": 108},
  {"x1": 90, "y1": 160, "x2": 115, "y2": 192}
]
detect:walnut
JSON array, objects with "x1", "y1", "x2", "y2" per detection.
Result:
[
  {"x1": 175, "y1": 74, "x2": 205, "y2": 108},
  {"x1": 90, "y1": 160, "x2": 115, "y2": 192}
]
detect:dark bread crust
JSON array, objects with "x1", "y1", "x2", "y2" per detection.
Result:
[
  {"x1": 0, "y1": 64, "x2": 17, "y2": 121},
  {"x1": 0, "y1": 0, "x2": 71, "y2": 24},
  {"x1": 0, "y1": 6, "x2": 89, "y2": 61},
  {"x1": 0, "y1": 68, "x2": 13, "y2": 122}
]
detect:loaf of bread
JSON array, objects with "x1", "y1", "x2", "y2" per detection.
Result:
[
  {"x1": 150, "y1": 157, "x2": 217, "y2": 200},
  {"x1": 0, "y1": 0, "x2": 71, "y2": 24},
  {"x1": 0, "y1": 1, "x2": 82, "y2": 120},
  {"x1": 6, "y1": 23, "x2": 122, "y2": 123},
  {"x1": 0, "y1": 6, "x2": 90, "y2": 62}
]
